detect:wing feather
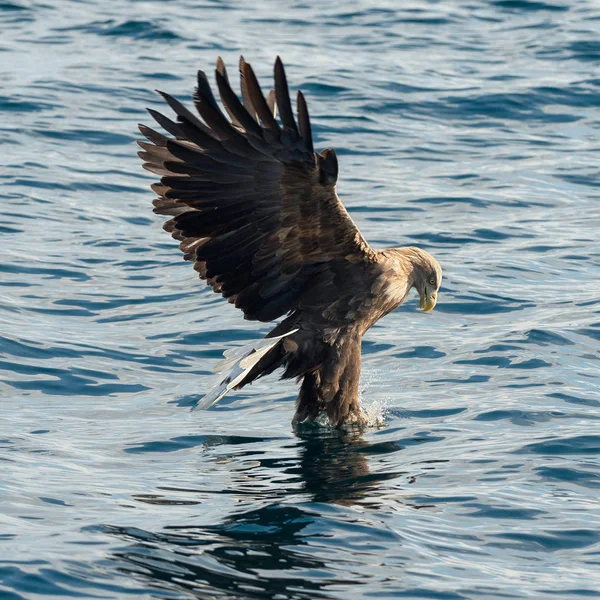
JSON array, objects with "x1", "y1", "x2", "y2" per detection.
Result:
[
  {"x1": 215, "y1": 69, "x2": 264, "y2": 138},
  {"x1": 267, "y1": 89, "x2": 277, "y2": 119},
  {"x1": 296, "y1": 90, "x2": 313, "y2": 153},
  {"x1": 157, "y1": 92, "x2": 211, "y2": 136},
  {"x1": 274, "y1": 56, "x2": 298, "y2": 135},
  {"x1": 241, "y1": 61, "x2": 280, "y2": 131},
  {"x1": 238, "y1": 56, "x2": 258, "y2": 121},
  {"x1": 140, "y1": 56, "x2": 376, "y2": 324},
  {"x1": 215, "y1": 57, "x2": 243, "y2": 129}
]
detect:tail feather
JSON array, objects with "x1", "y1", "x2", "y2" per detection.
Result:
[{"x1": 194, "y1": 329, "x2": 298, "y2": 411}]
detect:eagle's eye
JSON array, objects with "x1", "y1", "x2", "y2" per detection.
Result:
[{"x1": 428, "y1": 277, "x2": 436, "y2": 286}]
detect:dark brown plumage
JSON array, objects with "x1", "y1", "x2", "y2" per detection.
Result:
[{"x1": 139, "y1": 56, "x2": 442, "y2": 427}]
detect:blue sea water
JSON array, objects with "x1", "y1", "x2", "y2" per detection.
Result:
[{"x1": 1, "y1": 0, "x2": 600, "y2": 598}]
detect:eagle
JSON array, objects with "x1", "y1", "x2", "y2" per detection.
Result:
[{"x1": 138, "y1": 57, "x2": 442, "y2": 427}]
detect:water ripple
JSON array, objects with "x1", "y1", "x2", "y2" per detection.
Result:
[{"x1": 1, "y1": 0, "x2": 599, "y2": 598}]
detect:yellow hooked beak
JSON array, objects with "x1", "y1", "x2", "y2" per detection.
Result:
[{"x1": 419, "y1": 285, "x2": 437, "y2": 313}]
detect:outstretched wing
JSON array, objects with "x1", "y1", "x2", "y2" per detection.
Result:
[{"x1": 139, "y1": 56, "x2": 376, "y2": 323}]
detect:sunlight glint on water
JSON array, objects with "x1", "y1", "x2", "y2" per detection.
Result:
[{"x1": 1, "y1": 1, "x2": 599, "y2": 598}]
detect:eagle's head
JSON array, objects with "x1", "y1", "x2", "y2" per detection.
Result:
[
  {"x1": 380, "y1": 246, "x2": 442, "y2": 313},
  {"x1": 408, "y1": 247, "x2": 442, "y2": 313}
]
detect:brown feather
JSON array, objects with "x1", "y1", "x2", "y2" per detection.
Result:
[
  {"x1": 296, "y1": 90, "x2": 313, "y2": 153},
  {"x1": 238, "y1": 56, "x2": 257, "y2": 121},
  {"x1": 214, "y1": 58, "x2": 242, "y2": 129},
  {"x1": 241, "y1": 61, "x2": 280, "y2": 131},
  {"x1": 274, "y1": 56, "x2": 298, "y2": 134}
]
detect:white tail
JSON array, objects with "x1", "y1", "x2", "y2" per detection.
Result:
[{"x1": 193, "y1": 329, "x2": 298, "y2": 411}]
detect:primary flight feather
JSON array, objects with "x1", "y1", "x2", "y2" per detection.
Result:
[{"x1": 139, "y1": 56, "x2": 442, "y2": 427}]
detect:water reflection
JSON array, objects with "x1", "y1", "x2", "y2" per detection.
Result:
[
  {"x1": 292, "y1": 425, "x2": 402, "y2": 506},
  {"x1": 129, "y1": 426, "x2": 408, "y2": 508},
  {"x1": 104, "y1": 428, "x2": 412, "y2": 597},
  {"x1": 104, "y1": 503, "x2": 358, "y2": 599}
]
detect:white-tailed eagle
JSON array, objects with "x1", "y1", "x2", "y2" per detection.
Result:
[{"x1": 138, "y1": 57, "x2": 442, "y2": 427}]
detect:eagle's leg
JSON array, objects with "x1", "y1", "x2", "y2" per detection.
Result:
[
  {"x1": 325, "y1": 346, "x2": 365, "y2": 427},
  {"x1": 293, "y1": 371, "x2": 324, "y2": 424},
  {"x1": 321, "y1": 333, "x2": 366, "y2": 427},
  {"x1": 290, "y1": 330, "x2": 366, "y2": 427}
]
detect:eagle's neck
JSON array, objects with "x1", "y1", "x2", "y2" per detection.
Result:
[{"x1": 372, "y1": 247, "x2": 430, "y2": 318}]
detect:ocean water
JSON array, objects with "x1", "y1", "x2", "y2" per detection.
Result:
[{"x1": 1, "y1": 0, "x2": 600, "y2": 598}]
